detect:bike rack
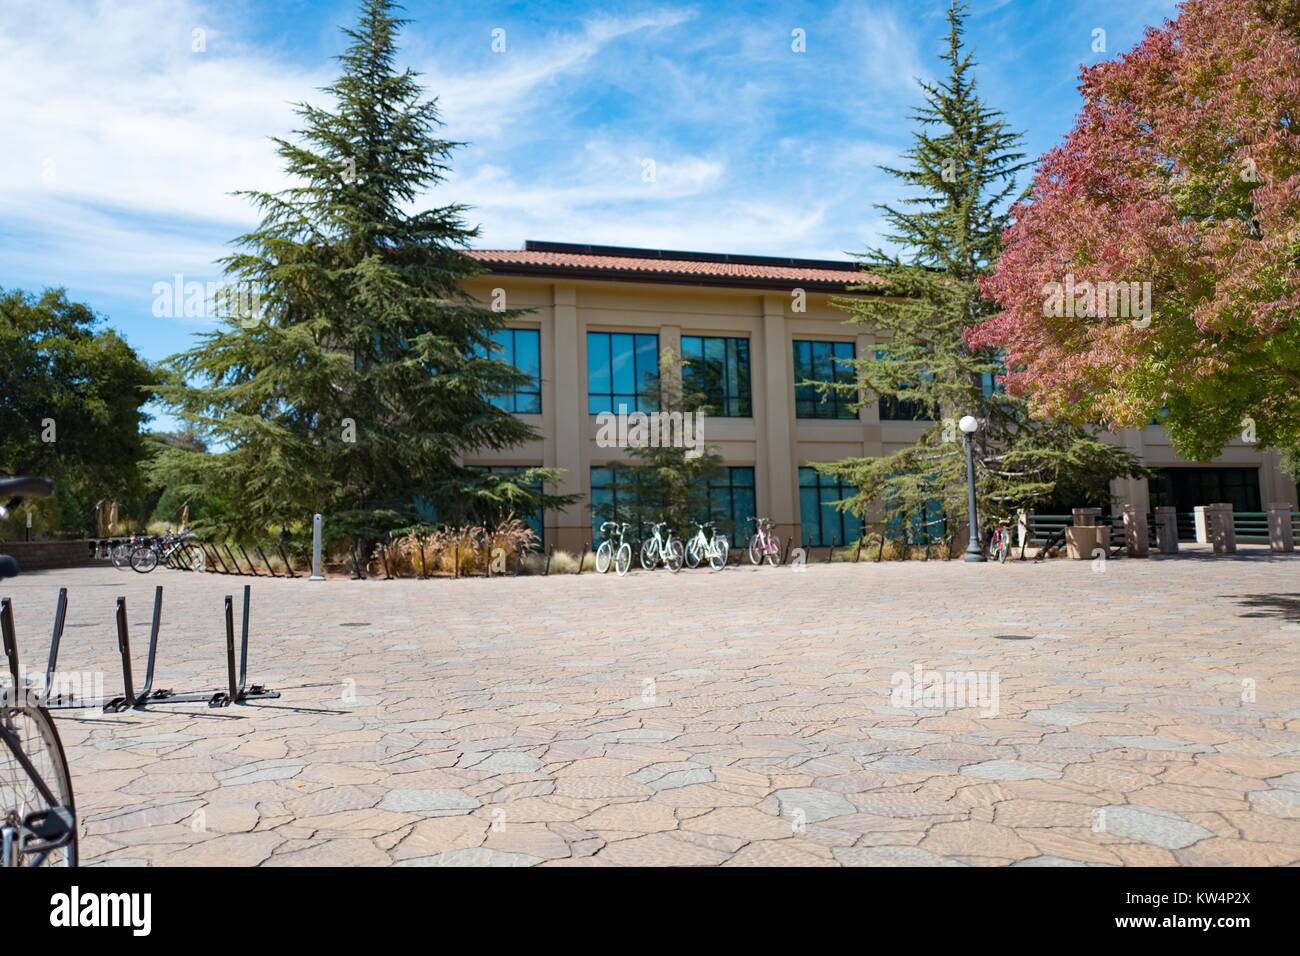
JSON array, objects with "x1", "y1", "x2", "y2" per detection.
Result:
[
  {"x1": 1, "y1": 598, "x2": 20, "y2": 704},
  {"x1": 103, "y1": 584, "x2": 280, "y2": 711},
  {"x1": 3, "y1": 587, "x2": 280, "y2": 714}
]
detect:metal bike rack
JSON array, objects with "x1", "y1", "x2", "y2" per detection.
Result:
[
  {"x1": 103, "y1": 584, "x2": 280, "y2": 711},
  {"x1": 1, "y1": 598, "x2": 20, "y2": 703},
  {"x1": 3, "y1": 587, "x2": 280, "y2": 714}
]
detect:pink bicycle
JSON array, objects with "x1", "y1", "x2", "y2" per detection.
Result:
[{"x1": 746, "y1": 516, "x2": 782, "y2": 567}]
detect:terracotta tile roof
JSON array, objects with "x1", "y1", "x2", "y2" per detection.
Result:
[{"x1": 464, "y1": 241, "x2": 878, "y2": 291}]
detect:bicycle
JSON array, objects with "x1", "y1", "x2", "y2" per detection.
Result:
[
  {"x1": 594, "y1": 521, "x2": 633, "y2": 576},
  {"x1": 746, "y1": 516, "x2": 782, "y2": 567},
  {"x1": 684, "y1": 520, "x2": 729, "y2": 571},
  {"x1": 639, "y1": 521, "x2": 684, "y2": 572},
  {"x1": 0, "y1": 476, "x2": 78, "y2": 867},
  {"x1": 989, "y1": 522, "x2": 1011, "y2": 563},
  {"x1": 130, "y1": 528, "x2": 203, "y2": 573},
  {"x1": 112, "y1": 533, "x2": 151, "y2": 571}
]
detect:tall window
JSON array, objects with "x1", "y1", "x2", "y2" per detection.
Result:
[
  {"x1": 590, "y1": 465, "x2": 655, "y2": 542},
  {"x1": 476, "y1": 328, "x2": 541, "y2": 413},
  {"x1": 799, "y1": 466, "x2": 861, "y2": 547},
  {"x1": 704, "y1": 467, "x2": 756, "y2": 542},
  {"x1": 587, "y1": 332, "x2": 659, "y2": 414},
  {"x1": 874, "y1": 348, "x2": 931, "y2": 421},
  {"x1": 793, "y1": 340, "x2": 857, "y2": 419},
  {"x1": 482, "y1": 465, "x2": 544, "y2": 548},
  {"x1": 682, "y1": 336, "x2": 752, "y2": 417}
]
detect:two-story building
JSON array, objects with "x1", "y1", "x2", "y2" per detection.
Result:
[{"x1": 462, "y1": 240, "x2": 1297, "y2": 554}]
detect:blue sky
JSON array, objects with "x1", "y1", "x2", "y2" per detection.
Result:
[{"x1": 0, "y1": 0, "x2": 1178, "y2": 402}]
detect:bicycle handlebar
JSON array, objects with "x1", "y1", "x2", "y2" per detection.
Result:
[{"x1": 0, "y1": 477, "x2": 53, "y2": 499}]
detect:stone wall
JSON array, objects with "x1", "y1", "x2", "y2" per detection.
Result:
[{"x1": 0, "y1": 539, "x2": 99, "y2": 572}]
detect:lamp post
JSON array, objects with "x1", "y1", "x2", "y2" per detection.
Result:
[{"x1": 959, "y1": 415, "x2": 984, "y2": 563}]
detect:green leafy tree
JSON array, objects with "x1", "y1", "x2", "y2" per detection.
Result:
[
  {"x1": 0, "y1": 287, "x2": 156, "y2": 534},
  {"x1": 820, "y1": 1, "x2": 1144, "y2": 547},
  {"x1": 154, "y1": 0, "x2": 569, "y2": 547},
  {"x1": 973, "y1": 0, "x2": 1300, "y2": 478}
]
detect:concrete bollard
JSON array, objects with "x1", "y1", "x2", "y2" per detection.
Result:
[
  {"x1": 1153, "y1": 507, "x2": 1179, "y2": 554},
  {"x1": 309, "y1": 513, "x2": 326, "y2": 581},
  {"x1": 1267, "y1": 502, "x2": 1294, "y2": 553},
  {"x1": 1123, "y1": 504, "x2": 1150, "y2": 557},
  {"x1": 1193, "y1": 505, "x2": 1211, "y2": 544},
  {"x1": 1072, "y1": 507, "x2": 1102, "y2": 527},
  {"x1": 1065, "y1": 525, "x2": 1106, "y2": 559},
  {"x1": 1209, "y1": 503, "x2": 1236, "y2": 555}
]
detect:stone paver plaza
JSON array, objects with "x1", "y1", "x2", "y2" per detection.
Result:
[{"x1": 6, "y1": 551, "x2": 1300, "y2": 866}]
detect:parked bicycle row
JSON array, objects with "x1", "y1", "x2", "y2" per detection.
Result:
[
  {"x1": 88, "y1": 529, "x2": 205, "y2": 573},
  {"x1": 592, "y1": 516, "x2": 784, "y2": 576}
]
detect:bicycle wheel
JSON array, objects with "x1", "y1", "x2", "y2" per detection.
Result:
[
  {"x1": 685, "y1": 538, "x2": 702, "y2": 569},
  {"x1": 766, "y1": 537, "x2": 783, "y2": 567},
  {"x1": 614, "y1": 542, "x2": 632, "y2": 577},
  {"x1": 180, "y1": 543, "x2": 206, "y2": 572},
  {"x1": 748, "y1": 535, "x2": 763, "y2": 565},
  {"x1": 110, "y1": 543, "x2": 132, "y2": 571},
  {"x1": 664, "y1": 538, "x2": 684, "y2": 573},
  {"x1": 595, "y1": 541, "x2": 613, "y2": 574},
  {"x1": 709, "y1": 537, "x2": 729, "y2": 571},
  {"x1": 640, "y1": 539, "x2": 659, "y2": 571},
  {"x1": 0, "y1": 706, "x2": 77, "y2": 867},
  {"x1": 129, "y1": 546, "x2": 158, "y2": 574}
]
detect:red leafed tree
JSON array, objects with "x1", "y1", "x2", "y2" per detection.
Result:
[{"x1": 971, "y1": 0, "x2": 1300, "y2": 471}]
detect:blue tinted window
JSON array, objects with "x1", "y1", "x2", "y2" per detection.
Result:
[
  {"x1": 477, "y1": 328, "x2": 541, "y2": 414},
  {"x1": 588, "y1": 332, "x2": 659, "y2": 414},
  {"x1": 798, "y1": 466, "x2": 861, "y2": 547},
  {"x1": 704, "y1": 467, "x2": 756, "y2": 543},
  {"x1": 794, "y1": 340, "x2": 857, "y2": 419},
  {"x1": 682, "y1": 336, "x2": 752, "y2": 417}
]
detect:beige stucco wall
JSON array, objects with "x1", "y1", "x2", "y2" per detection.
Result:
[{"x1": 463, "y1": 274, "x2": 1295, "y2": 553}]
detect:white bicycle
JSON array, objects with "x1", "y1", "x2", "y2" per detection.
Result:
[
  {"x1": 594, "y1": 521, "x2": 633, "y2": 576},
  {"x1": 640, "y1": 521, "x2": 684, "y2": 572},
  {"x1": 684, "y1": 520, "x2": 729, "y2": 571}
]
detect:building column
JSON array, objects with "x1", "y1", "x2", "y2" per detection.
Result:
[
  {"x1": 761, "y1": 295, "x2": 797, "y2": 546},
  {"x1": 551, "y1": 283, "x2": 585, "y2": 552}
]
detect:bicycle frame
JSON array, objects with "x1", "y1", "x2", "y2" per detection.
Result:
[
  {"x1": 687, "y1": 524, "x2": 726, "y2": 559},
  {"x1": 750, "y1": 518, "x2": 779, "y2": 555}
]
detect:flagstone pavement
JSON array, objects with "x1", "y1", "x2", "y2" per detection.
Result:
[{"x1": 5, "y1": 549, "x2": 1300, "y2": 867}]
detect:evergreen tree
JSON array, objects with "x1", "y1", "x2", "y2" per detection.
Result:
[
  {"x1": 819, "y1": 1, "x2": 1144, "y2": 549},
  {"x1": 154, "y1": 0, "x2": 571, "y2": 546}
]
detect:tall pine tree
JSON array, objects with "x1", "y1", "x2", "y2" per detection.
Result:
[
  {"x1": 154, "y1": 0, "x2": 571, "y2": 545},
  {"x1": 819, "y1": 0, "x2": 1144, "y2": 549}
]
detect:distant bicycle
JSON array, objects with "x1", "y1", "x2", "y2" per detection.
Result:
[
  {"x1": 746, "y1": 516, "x2": 782, "y2": 566},
  {"x1": 130, "y1": 528, "x2": 203, "y2": 573},
  {"x1": 112, "y1": 533, "x2": 151, "y2": 570},
  {"x1": 594, "y1": 521, "x2": 633, "y2": 577},
  {"x1": 0, "y1": 476, "x2": 78, "y2": 867},
  {"x1": 989, "y1": 522, "x2": 1011, "y2": 563},
  {"x1": 685, "y1": 520, "x2": 729, "y2": 571},
  {"x1": 639, "y1": 521, "x2": 684, "y2": 572}
]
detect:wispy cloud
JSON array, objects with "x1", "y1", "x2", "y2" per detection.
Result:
[{"x1": 0, "y1": 0, "x2": 1182, "y2": 363}]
